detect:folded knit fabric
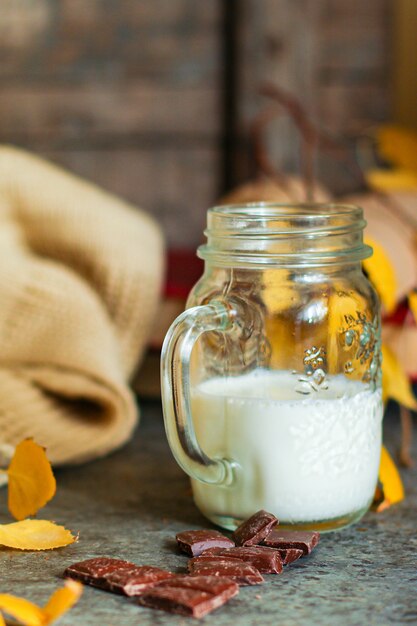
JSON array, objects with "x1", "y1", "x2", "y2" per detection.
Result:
[{"x1": 0, "y1": 146, "x2": 164, "y2": 465}]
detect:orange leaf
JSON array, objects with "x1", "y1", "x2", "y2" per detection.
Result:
[
  {"x1": 366, "y1": 167, "x2": 417, "y2": 192},
  {"x1": 7, "y1": 439, "x2": 56, "y2": 521},
  {"x1": 381, "y1": 344, "x2": 417, "y2": 410},
  {"x1": 0, "y1": 581, "x2": 82, "y2": 626},
  {"x1": 0, "y1": 519, "x2": 76, "y2": 551},
  {"x1": 0, "y1": 594, "x2": 44, "y2": 626},
  {"x1": 42, "y1": 580, "x2": 82, "y2": 624},
  {"x1": 375, "y1": 446, "x2": 405, "y2": 513},
  {"x1": 375, "y1": 124, "x2": 417, "y2": 173}
]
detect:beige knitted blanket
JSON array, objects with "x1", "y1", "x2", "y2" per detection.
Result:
[{"x1": 0, "y1": 146, "x2": 164, "y2": 465}]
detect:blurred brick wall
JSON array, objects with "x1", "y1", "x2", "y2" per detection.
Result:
[
  {"x1": 238, "y1": 0, "x2": 391, "y2": 192},
  {"x1": 0, "y1": 0, "x2": 390, "y2": 246}
]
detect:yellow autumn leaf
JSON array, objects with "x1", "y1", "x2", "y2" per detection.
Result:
[
  {"x1": 381, "y1": 343, "x2": 417, "y2": 410},
  {"x1": 0, "y1": 519, "x2": 76, "y2": 551},
  {"x1": 42, "y1": 580, "x2": 82, "y2": 625},
  {"x1": 376, "y1": 124, "x2": 417, "y2": 173},
  {"x1": 363, "y1": 237, "x2": 397, "y2": 314},
  {"x1": 377, "y1": 445, "x2": 405, "y2": 510},
  {"x1": 0, "y1": 594, "x2": 44, "y2": 626},
  {"x1": 366, "y1": 167, "x2": 417, "y2": 192},
  {"x1": 0, "y1": 580, "x2": 82, "y2": 626},
  {"x1": 7, "y1": 439, "x2": 56, "y2": 521}
]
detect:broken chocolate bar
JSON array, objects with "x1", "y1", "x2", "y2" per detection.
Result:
[
  {"x1": 105, "y1": 565, "x2": 174, "y2": 596},
  {"x1": 138, "y1": 577, "x2": 237, "y2": 620},
  {"x1": 176, "y1": 529, "x2": 234, "y2": 557},
  {"x1": 156, "y1": 574, "x2": 239, "y2": 598},
  {"x1": 64, "y1": 558, "x2": 135, "y2": 588},
  {"x1": 201, "y1": 545, "x2": 283, "y2": 574},
  {"x1": 232, "y1": 510, "x2": 278, "y2": 547},
  {"x1": 188, "y1": 556, "x2": 264, "y2": 585},
  {"x1": 263, "y1": 530, "x2": 320, "y2": 555},
  {"x1": 64, "y1": 558, "x2": 173, "y2": 596},
  {"x1": 278, "y1": 548, "x2": 304, "y2": 565}
]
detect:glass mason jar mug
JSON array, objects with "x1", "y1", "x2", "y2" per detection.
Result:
[{"x1": 161, "y1": 204, "x2": 383, "y2": 532}]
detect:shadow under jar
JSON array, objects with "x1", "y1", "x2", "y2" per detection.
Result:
[{"x1": 161, "y1": 204, "x2": 383, "y2": 532}]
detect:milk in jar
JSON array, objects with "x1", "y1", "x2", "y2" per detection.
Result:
[{"x1": 191, "y1": 370, "x2": 383, "y2": 526}]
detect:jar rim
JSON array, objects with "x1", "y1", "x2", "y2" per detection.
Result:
[
  {"x1": 208, "y1": 202, "x2": 364, "y2": 228},
  {"x1": 198, "y1": 202, "x2": 372, "y2": 267}
]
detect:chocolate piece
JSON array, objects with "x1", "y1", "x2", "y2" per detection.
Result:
[
  {"x1": 105, "y1": 565, "x2": 174, "y2": 596},
  {"x1": 278, "y1": 548, "x2": 304, "y2": 565},
  {"x1": 232, "y1": 510, "x2": 278, "y2": 546},
  {"x1": 176, "y1": 529, "x2": 234, "y2": 557},
  {"x1": 263, "y1": 530, "x2": 320, "y2": 555},
  {"x1": 157, "y1": 575, "x2": 239, "y2": 597},
  {"x1": 201, "y1": 546, "x2": 283, "y2": 574},
  {"x1": 138, "y1": 576, "x2": 238, "y2": 618},
  {"x1": 188, "y1": 556, "x2": 264, "y2": 586},
  {"x1": 64, "y1": 558, "x2": 135, "y2": 587},
  {"x1": 138, "y1": 587, "x2": 223, "y2": 619},
  {"x1": 64, "y1": 558, "x2": 173, "y2": 596}
]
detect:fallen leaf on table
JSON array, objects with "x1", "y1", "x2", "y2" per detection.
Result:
[
  {"x1": 0, "y1": 519, "x2": 76, "y2": 550},
  {"x1": 42, "y1": 580, "x2": 82, "y2": 625},
  {"x1": 0, "y1": 580, "x2": 82, "y2": 626},
  {"x1": 381, "y1": 344, "x2": 417, "y2": 410},
  {"x1": 7, "y1": 439, "x2": 56, "y2": 521},
  {"x1": 0, "y1": 594, "x2": 44, "y2": 626},
  {"x1": 375, "y1": 446, "x2": 405, "y2": 512}
]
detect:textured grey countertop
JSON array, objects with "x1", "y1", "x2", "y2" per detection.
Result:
[{"x1": 1, "y1": 400, "x2": 416, "y2": 626}]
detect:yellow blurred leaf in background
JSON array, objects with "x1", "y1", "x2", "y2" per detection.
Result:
[
  {"x1": 0, "y1": 580, "x2": 82, "y2": 626},
  {"x1": 366, "y1": 167, "x2": 417, "y2": 192},
  {"x1": 376, "y1": 446, "x2": 405, "y2": 512},
  {"x1": 376, "y1": 124, "x2": 417, "y2": 173},
  {"x1": 7, "y1": 439, "x2": 56, "y2": 521},
  {"x1": 363, "y1": 237, "x2": 397, "y2": 314},
  {"x1": 0, "y1": 519, "x2": 76, "y2": 550},
  {"x1": 381, "y1": 344, "x2": 417, "y2": 410}
]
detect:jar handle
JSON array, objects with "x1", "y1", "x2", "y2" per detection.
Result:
[{"x1": 161, "y1": 300, "x2": 238, "y2": 487}]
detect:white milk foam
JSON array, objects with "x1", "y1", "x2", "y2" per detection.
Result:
[{"x1": 191, "y1": 370, "x2": 383, "y2": 523}]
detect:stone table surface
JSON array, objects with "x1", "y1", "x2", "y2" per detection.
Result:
[{"x1": 1, "y1": 400, "x2": 416, "y2": 626}]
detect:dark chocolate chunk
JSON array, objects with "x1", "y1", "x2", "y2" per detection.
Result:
[
  {"x1": 156, "y1": 575, "x2": 239, "y2": 598},
  {"x1": 138, "y1": 587, "x2": 219, "y2": 619},
  {"x1": 64, "y1": 558, "x2": 135, "y2": 588},
  {"x1": 188, "y1": 556, "x2": 264, "y2": 586},
  {"x1": 232, "y1": 510, "x2": 278, "y2": 547},
  {"x1": 64, "y1": 558, "x2": 173, "y2": 596},
  {"x1": 176, "y1": 529, "x2": 234, "y2": 557},
  {"x1": 105, "y1": 565, "x2": 174, "y2": 596},
  {"x1": 278, "y1": 548, "x2": 304, "y2": 565},
  {"x1": 263, "y1": 530, "x2": 320, "y2": 555},
  {"x1": 138, "y1": 576, "x2": 238, "y2": 618},
  {"x1": 201, "y1": 546, "x2": 283, "y2": 574}
]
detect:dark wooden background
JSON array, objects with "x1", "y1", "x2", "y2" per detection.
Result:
[{"x1": 0, "y1": 0, "x2": 390, "y2": 248}]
